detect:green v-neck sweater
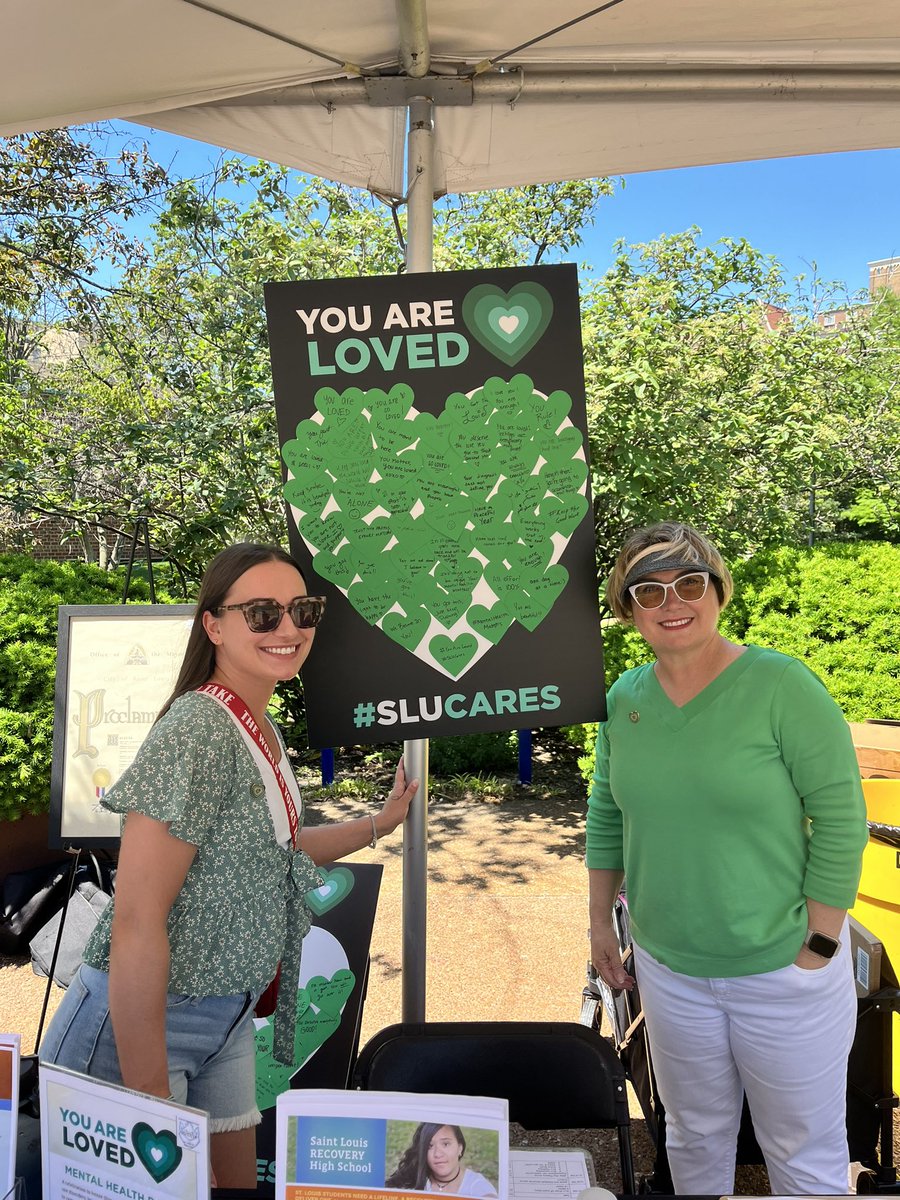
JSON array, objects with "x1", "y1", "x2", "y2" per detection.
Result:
[{"x1": 586, "y1": 645, "x2": 868, "y2": 978}]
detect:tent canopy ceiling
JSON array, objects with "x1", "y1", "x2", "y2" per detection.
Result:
[{"x1": 4, "y1": 0, "x2": 900, "y2": 196}]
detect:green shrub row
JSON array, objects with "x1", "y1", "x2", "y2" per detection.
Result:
[{"x1": 0, "y1": 554, "x2": 158, "y2": 820}]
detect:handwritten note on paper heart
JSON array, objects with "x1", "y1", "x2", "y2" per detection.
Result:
[{"x1": 282, "y1": 374, "x2": 589, "y2": 679}]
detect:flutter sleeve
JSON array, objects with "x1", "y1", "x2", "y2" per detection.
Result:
[{"x1": 100, "y1": 693, "x2": 234, "y2": 849}]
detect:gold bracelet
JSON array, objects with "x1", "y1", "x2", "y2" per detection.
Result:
[{"x1": 368, "y1": 814, "x2": 378, "y2": 849}]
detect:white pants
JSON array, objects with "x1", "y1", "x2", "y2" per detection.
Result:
[{"x1": 632, "y1": 936, "x2": 857, "y2": 1196}]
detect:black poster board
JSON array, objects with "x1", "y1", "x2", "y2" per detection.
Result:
[
  {"x1": 265, "y1": 264, "x2": 606, "y2": 748},
  {"x1": 253, "y1": 861, "x2": 383, "y2": 1194}
]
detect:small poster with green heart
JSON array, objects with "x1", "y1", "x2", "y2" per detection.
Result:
[
  {"x1": 40, "y1": 1062, "x2": 210, "y2": 1198},
  {"x1": 265, "y1": 263, "x2": 606, "y2": 748}
]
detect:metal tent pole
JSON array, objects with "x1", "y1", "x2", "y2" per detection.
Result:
[{"x1": 401, "y1": 93, "x2": 434, "y2": 1023}]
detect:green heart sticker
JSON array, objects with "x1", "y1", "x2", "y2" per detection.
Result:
[
  {"x1": 430, "y1": 632, "x2": 479, "y2": 677},
  {"x1": 307, "y1": 969, "x2": 355, "y2": 1016},
  {"x1": 427, "y1": 586, "x2": 471, "y2": 628},
  {"x1": 298, "y1": 512, "x2": 347, "y2": 556},
  {"x1": 306, "y1": 866, "x2": 355, "y2": 914},
  {"x1": 131, "y1": 1124, "x2": 183, "y2": 1185},
  {"x1": 469, "y1": 603, "x2": 514, "y2": 644},
  {"x1": 462, "y1": 285, "x2": 554, "y2": 366},
  {"x1": 382, "y1": 606, "x2": 431, "y2": 650},
  {"x1": 313, "y1": 385, "x2": 366, "y2": 426},
  {"x1": 540, "y1": 493, "x2": 590, "y2": 538},
  {"x1": 311, "y1": 548, "x2": 358, "y2": 590}
]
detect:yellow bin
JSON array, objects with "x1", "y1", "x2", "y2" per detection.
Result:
[{"x1": 848, "y1": 779, "x2": 900, "y2": 1093}]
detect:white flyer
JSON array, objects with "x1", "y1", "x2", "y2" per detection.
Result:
[
  {"x1": 40, "y1": 1063, "x2": 209, "y2": 1199},
  {"x1": 0, "y1": 1034, "x2": 20, "y2": 1199}
]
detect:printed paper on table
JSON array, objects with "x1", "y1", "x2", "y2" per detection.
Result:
[
  {"x1": 0, "y1": 1034, "x2": 20, "y2": 1199},
  {"x1": 275, "y1": 1088, "x2": 507, "y2": 1200},
  {"x1": 40, "y1": 1063, "x2": 210, "y2": 1200}
]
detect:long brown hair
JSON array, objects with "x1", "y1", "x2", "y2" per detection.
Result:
[
  {"x1": 386, "y1": 1124, "x2": 467, "y2": 1191},
  {"x1": 157, "y1": 543, "x2": 305, "y2": 722}
]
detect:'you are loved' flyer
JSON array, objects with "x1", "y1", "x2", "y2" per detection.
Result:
[
  {"x1": 276, "y1": 1089, "x2": 508, "y2": 1200},
  {"x1": 40, "y1": 1064, "x2": 210, "y2": 1199}
]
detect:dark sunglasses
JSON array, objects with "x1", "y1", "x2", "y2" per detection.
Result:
[
  {"x1": 627, "y1": 571, "x2": 710, "y2": 610},
  {"x1": 213, "y1": 596, "x2": 327, "y2": 632}
]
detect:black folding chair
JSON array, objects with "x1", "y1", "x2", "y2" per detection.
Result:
[{"x1": 352, "y1": 1020, "x2": 637, "y2": 1194}]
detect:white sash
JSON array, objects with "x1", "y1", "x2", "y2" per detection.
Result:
[{"x1": 195, "y1": 683, "x2": 300, "y2": 850}]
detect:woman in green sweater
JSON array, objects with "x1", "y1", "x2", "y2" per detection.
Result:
[{"x1": 587, "y1": 521, "x2": 868, "y2": 1196}]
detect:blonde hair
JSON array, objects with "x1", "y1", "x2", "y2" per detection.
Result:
[{"x1": 605, "y1": 521, "x2": 733, "y2": 622}]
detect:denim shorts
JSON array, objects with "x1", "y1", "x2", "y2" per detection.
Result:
[{"x1": 39, "y1": 963, "x2": 261, "y2": 1131}]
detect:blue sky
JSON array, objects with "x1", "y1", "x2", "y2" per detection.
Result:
[{"x1": 127, "y1": 123, "x2": 900, "y2": 301}]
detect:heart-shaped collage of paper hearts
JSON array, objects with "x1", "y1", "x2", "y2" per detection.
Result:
[{"x1": 282, "y1": 373, "x2": 588, "y2": 679}]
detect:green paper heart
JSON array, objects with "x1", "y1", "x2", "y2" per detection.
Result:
[
  {"x1": 299, "y1": 512, "x2": 347, "y2": 556},
  {"x1": 540, "y1": 456, "x2": 589, "y2": 495},
  {"x1": 510, "y1": 539, "x2": 555, "y2": 574},
  {"x1": 347, "y1": 517, "x2": 393, "y2": 559},
  {"x1": 434, "y1": 554, "x2": 482, "y2": 594},
  {"x1": 254, "y1": 1003, "x2": 342, "y2": 1111},
  {"x1": 312, "y1": 548, "x2": 358, "y2": 590},
  {"x1": 430, "y1": 632, "x2": 479, "y2": 676},
  {"x1": 460, "y1": 461, "x2": 502, "y2": 500},
  {"x1": 307, "y1": 968, "x2": 355, "y2": 1016},
  {"x1": 131, "y1": 1124, "x2": 183, "y2": 1185},
  {"x1": 382, "y1": 606, "x2": 431, "y2": 650},
  {"x1": 284, "y1": 472, "x2": 333, "y2": 517},
  {"x1": 306, "y1": 866, "x2": 355, "y2": 914},
  {"x1": 427, "y1": 586, "x2": 471, "y2": 628},
  {"x1": 347, "y1": 579, "x2": 396, "y2": 624},
  {"x1": 462, "y1": 285, "x2": 553, "y2": 366},
  {"x1": 539, "y1": 493, "x2": 589, "y2": 538},
  {"x1": 513, "y1": 509, "x2": 546, "y2": 545},
  {"x1": 468, "y1": 603, "x2": 514, "y2": 644},
  {"x1": 313, "y1": 385, "x2": 366, "y2": 426},
  {"x1": 422, "y1": 495, "x2": 472, "y2": 542},
  {"x1": 326, "y1": 414, "x2": 373, "y2": 462},
  {"x1": 448, "y1": 424, "x2": 497, "y2": 460}
]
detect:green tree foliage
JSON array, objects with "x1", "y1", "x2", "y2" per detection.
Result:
[
  {"x1": 1, "y1": 147, "x2": 612, "y2": 579},
  {"x1": 721, "y1": 541, "x2": 900, "y2": 720},
  {"x1": 583, "y1": 230, "x2": 899, "y2": 583},
  {"x1": 0, "y1": 125, "x2": 168, "y2": 319},
  {"x1": 0, "y1": 554, "x2": 156, "y2": 820}
]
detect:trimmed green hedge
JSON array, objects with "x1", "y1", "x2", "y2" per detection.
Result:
[
  {"x1": 574, "y1": 541, "x2": 900, "y2": 785},
  {"x1": 0, "y1": 554, "x2": 156, "y2": 821}
]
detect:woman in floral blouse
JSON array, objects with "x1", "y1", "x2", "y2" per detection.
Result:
[{"x1": 41, "y1": 543, "x2": 418, "y2": 1187}]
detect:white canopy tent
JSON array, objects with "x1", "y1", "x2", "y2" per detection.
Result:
[
  {"x1": 4, "y1": 0, "x2": 900, "y2": 196},
  {"x1": 5, "y1": 0, "x2": 899, "y2": 1019}
]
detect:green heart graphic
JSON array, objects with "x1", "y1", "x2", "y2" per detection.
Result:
[
  {"x1": 430, "y1": 632, "x2": 479, "y2": 677},
  {"x1": 306, "y1": 866, "x2": 355, "y2": 914},
  {"x1": 463, "y1": 285, "x2": 553, "y2": 366},
  {"x1": 312, "y1": 547, "x2": 358, "y2": 589},
  {"x1": 382, "y1": 606, "x2": 431, "y2": 650},
  {"x1": 131, "y1": 1124, "x2": 183, "y2": 1185},
  {"x1": 285, "y1": 378, "x2": 585, "y2": 676},
  {"x1": 254, "y1": 986, "x2": 345, "y2": 1110},
  {"x1": 307, "y1": 969, "x2": 355, "y2": 1016},
  {"x1": 469, "y1": 603, "x2": 514, "y2": 644}
]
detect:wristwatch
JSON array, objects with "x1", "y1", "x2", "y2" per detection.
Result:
[{"x1": 803, "y1": 929, "x2": 841, "y2": 959}]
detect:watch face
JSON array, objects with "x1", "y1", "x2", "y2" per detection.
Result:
[{"x1": 806, "y1": 931, "x2": 839, "y2": 959}]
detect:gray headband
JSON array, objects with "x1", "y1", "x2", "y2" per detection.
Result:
[{"x1": 622, "y1": 552, "x2": 720, "y2": 600}]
